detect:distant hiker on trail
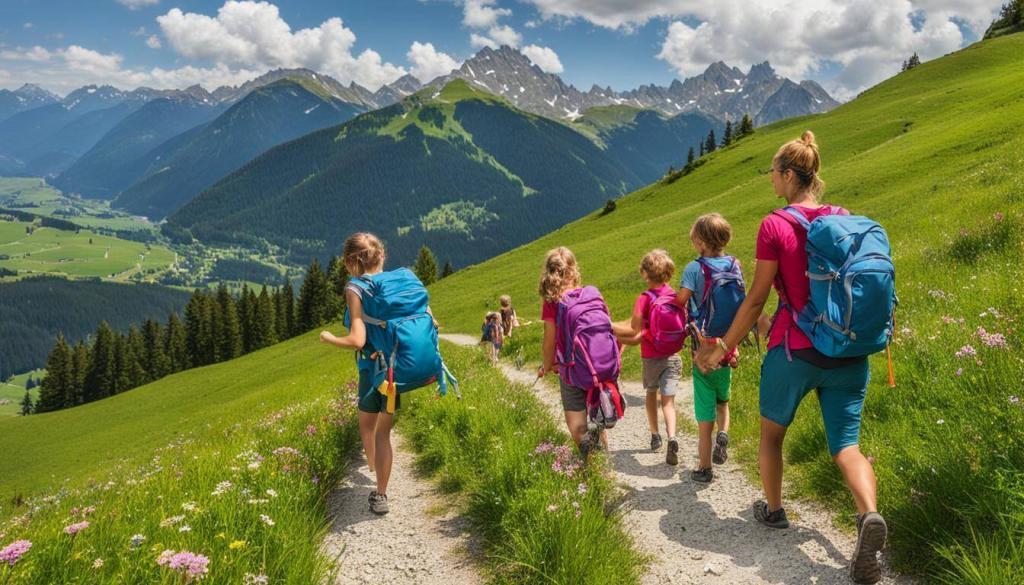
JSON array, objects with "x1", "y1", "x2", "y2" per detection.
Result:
[
  {"x1": 320, "y1": 232, "x2": 457, "y2": 516},
  {"x1": 611, "y1": 249, "x2": 686, "y2": 466},
  {"x1": 480, "y1": 311, "x2": 503, "y2": 363},
  {"x1": 677, "y1": 213, "x2": 745, "y2": 484},
  {"x1": 538, "y1": 247, "x2": 624, "y2": 457},
  {"x1": 499, "y1": 295, "x2": 520, "y2": 338},
  {"x1": 695, "y1": 131, "x2": 895, "y2": 585}
]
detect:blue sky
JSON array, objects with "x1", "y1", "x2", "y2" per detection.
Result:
[{"x1": 0, "y1": 1, "x2": 1003, "y2": 99}]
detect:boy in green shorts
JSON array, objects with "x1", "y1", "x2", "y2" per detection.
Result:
[{"x1": 677, "y1": 213, "x2": 744, "y2": 483}]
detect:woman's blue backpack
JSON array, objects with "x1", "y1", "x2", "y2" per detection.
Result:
[
  {"x1": 774, "y1": 206, "x2": 897, "y2": 358},
  {"x1": 346, "y1": 268, "x2": 458, "y2": 412}
]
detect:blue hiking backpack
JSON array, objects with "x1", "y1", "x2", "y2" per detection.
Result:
[
  {"x1": 693, "y1": 256, "x2": 746, "y2": 338},
  {"x1": 345, "y1": 268, "x2": 459, "y2": 413},
  {"x1": 773, "y1": 206, "x2": 897, "y2": 358}
]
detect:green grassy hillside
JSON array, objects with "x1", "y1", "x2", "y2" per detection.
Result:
[{"x1": 428, "y1": 34, "x2": 1024, "y2": 581}]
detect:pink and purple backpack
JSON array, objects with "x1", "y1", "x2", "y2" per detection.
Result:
[
  {"x1": 642, "y1": 290, "x2": 689, "y2": 356},
  {"x1": 555, "y1": 286, "x2": 625, "y2": 427}
]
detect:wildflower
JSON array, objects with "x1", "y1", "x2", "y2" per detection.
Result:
[
  {"x1": 577, "y1": 483, "x2": 588, "y2": 495},
  {"x1": 181, "y1": 502, "x2": 198, "y2": 512},
  {"x1": 211, "y1": 481, "x2": 233, "y2": 496},
  {"x1": 248, "y1": 498, "x2": 269, "y2": 505},
  {"x1": 243, "y1": 573, "x2": 270, "y2": 585},
  {"x1": 976, "y1": 327, "x2": 1009, "y2": 349},
  {"x1": 129, "y1": 534, "x2": 146, "y2": 549},
  {"x1": 272, "y1": 447, "x2": 301, "y2": 458},
  {"x1": 161, "y1": 515, "x2": 185, "y2": 528},
  {"x1": 994, "y1": 212, "x2": 1004, "y2": 222},
  {"x1": 265, "y1": 489, "x2": 277, "y2": 498},
  {"x1": 247, "y1": 461, "x2": 261, "y2": 470},
  {"x1": 64, "y1": 521, "x2": 89, "y2": 535},
  {"x1": 229, "y1": 540, "x2": 247, "y2": 550},
  {"x1": 1010, "y1": 395, "x2": 1020, "y2": 405},
  {"x1": 534, "y1": 441, "x2": 555, "y2": 455},
  {"x1": 955, "y1": 368, "x2": 963, "y2": 377},
  {"x1": 259, "y1": 514, "x2": 275, "y2": 527},
  {"x1": 546, "y1": 504, "x2": 558, "y2": 512},
  {"x1": 179, "y1": 525, "x2": 192, "y2": 533},
  {"x1": 304, "y1": 425, "x2": 318, "y2": 436},
  {"x1": 0, "y1": 539, "x2": 31, "y2": 566},
  {"x1": 93, "y1": 558, "x2": 104, "y2": 569},
  {"x1": 156, "y1": 550, "x2": 210, "y2": 581},
  {"x1": 955, "y1": 345, "x2": 977, "y2": 359},
  {"x1": 936, "y1": 419, "x2": 945, "y2": 425},
  {"x1": 927, "y1": 289, "x2": 949, "y2": 300}
]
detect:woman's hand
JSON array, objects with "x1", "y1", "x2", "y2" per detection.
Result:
[
  {"x1": 695, "y1": 342, "x2": 726, "y2": 374},
  {"x1": 319, "y1": 331, "x2": 337, "y2": 344}
]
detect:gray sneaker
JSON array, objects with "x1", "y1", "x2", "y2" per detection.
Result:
[
  {"x1": 713, "y1": 431, "x2": 729, "y2": 465},
  {"x1": 851, "y1": 512, "x2": 887, "y2": 584},
  {"x1": 666, "y1": 438, "x2": 679, "y2": 466},
  {"x1": 753, "y1": 500, "x2": 790, "y2": 529},
  {"x1": 650, "y1": 433, "x2": 663, "y2": 451},
  {"x1": 691, "y1": 467, "x2": 714, "y2": 483},
  {"x1": 368, "y1": 491, "x2": 389, "y2": 515}
]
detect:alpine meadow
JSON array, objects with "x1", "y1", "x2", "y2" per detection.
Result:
[{"x1": 1, "y1": 2, "x2": 1022, "y2": 585}]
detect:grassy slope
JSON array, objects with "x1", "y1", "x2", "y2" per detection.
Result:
[
  {"x1": 428, "y1": 34, "x2": 1024, "y2": 580},
  {"x1": 0, "y1": 220, "x2": 174, "y2": 280},
  {"x1": 0, "y1": 369, "x2": 43, "y2": 417},
  {"x1": 0, "y1": 177, "x2": 154, "y2": 232},
  {"x1": 0, "y1": 329, "x2": 346, "y2": 503}
]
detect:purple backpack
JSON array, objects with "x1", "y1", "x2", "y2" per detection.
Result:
[{"x1": 556, "y1": 287, "x2": 621, "y2": 390}]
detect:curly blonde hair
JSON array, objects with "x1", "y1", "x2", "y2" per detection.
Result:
[
  {"x1": 640, "y1": 249, "x2": 675, "y2": 285},
  {"x1": 342, "y1": 232, "x2": 386, "y2": 275},
  {"x1": 539, "y1": 247, "x2": 581, "y2": 303},
  {"x1": 690, "y1": 213, "x2": 732, "y2": 254},
  {"x1": 499, "y1": 294, "x2": 512, "y2": 308},
  {"x1": 773, "y1": 130, "x2": 825, "y2": 198}
]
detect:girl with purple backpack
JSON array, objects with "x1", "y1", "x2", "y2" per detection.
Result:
[
  {"x1": 537, "y1": 247, "x2": 622, "y2": 455},
  {"x1": 612, "y1": 250, "x2": 686, "y2": 466}
]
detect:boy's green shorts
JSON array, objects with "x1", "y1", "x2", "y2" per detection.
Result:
[{"x1": 692, "y1": 365, "x2": 731, "y2": 422}]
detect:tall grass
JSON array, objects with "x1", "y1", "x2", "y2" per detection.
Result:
[
  {"x1": 0, "y1": 388, "x2": 360, "y2": 584},
  {"x1": 402, "y1": 344, "x2": 645, "y2": 585}
]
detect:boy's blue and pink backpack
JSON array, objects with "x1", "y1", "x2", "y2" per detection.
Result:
[
  {"x1": 642, "y1": 290, "x2": 689, "y2": 355},
  {"x1": 555, "y1": 286, "x2": 625, "y2": 428},
  {"x1": 345, "y1": 268, "x2": 459, "y2": 413},
  {"x1": 693, "y1": 256, "x2": 746, "y2": 338},
  {"x1": 773, "y1": 206, "x2": 897, "y2": 358}
]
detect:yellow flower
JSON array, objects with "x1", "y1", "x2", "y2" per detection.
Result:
[
  {"x1": 229, "y1": 540, "x2": 247, "y2": 550},
  {"x1": 216, "y1": 532, "x2": 226, "y2": 540}
]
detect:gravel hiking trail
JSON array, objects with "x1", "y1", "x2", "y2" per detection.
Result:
[
  {"x1": 441, "y1": 333, "x2": 908, "y2": 585},
  {"x1": 323, "y1": 431, "x2": 482, "y2": 585}
]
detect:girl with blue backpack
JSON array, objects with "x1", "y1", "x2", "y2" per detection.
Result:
[
  {"x1": 678, "y1": 214, "x2": 745, "y2": 483},
  {"x1": 538, "y1": 247, "x2": 623, "y2": 456},
  {"x1": 695, "y1": 132, "x2": 894, "y2": 584},
  {"x1": 611, "y1": 249, "x2": 686, "y2": 466},
  {"x1": 320, "y1": 232, "x2": 456, "y2": 516}
]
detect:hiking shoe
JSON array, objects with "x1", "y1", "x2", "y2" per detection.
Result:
[
  {"x1": 650, "y1": 433, "x2": 663, "y2": 451},
  {"x1": 691, "y1": 467, "x2": 714, "y2": 483},
  {"x1": 850, "y1": 512, "x2": 887, "y2": 584},
  {"x1": 666, "y1": 438, "x2": 679, "y2": 466},
  {"x1": 713, "y1": 431, "x2": 729, "y2": 465},
  {"x1": 368, "y1": 491, "x2": 389, "y2": 515},
  {"x1": 753, "y1": 500, "x2": 790, "y2": 529}
]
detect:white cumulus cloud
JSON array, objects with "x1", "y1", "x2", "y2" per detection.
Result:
[
  {"x1": 156, "y1": 1, "x2": 405, "y2": 90},
  {"x1": 407, "y1": 41, "x2": 460, "y2": 83},
  {"x1": 116, "y1": 0, "x2": 160, "y2": 10},
  {"x1": 146, "y1": 35, "x2": 162, "y2": 49},
  {"x1": 462, "y1": 0, "x2": 511, "y2": 28},
  {"x1": 521, "y1": 44, "x2": 563, "y2": 73}
]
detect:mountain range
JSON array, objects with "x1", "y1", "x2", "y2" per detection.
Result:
[{"x1": 164, "y1": 79, "x2": 719, "y2": 267}]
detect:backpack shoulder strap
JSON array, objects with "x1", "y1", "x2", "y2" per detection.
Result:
[
  {"x1": 773, "y1": 206, "x2": 812, "y2": 232},
  {"x1": 347, "y1": 275, "x2": 385, "y2": 326}
]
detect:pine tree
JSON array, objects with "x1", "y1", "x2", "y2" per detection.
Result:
[
  {"x1": 441, "y1": 261, "x2": 454, "y2": 279},
  {"x1": 908, "y1": 52, "x2": 921, "y2": 69},
  {"x1": 283, "y1": 279, "x2": 296, "y2": 339},
  {"x1": 20, "y1": 390, "x2": 33, "y2": 416},
  {"x1": 687, "y1": 147, "x2": 695, "y2": 165},
  {"x1": 36, "y1": 335, "x2": 73, "y2": 413},
  {"x1": 326, "y1": 255, "x2": 348, "y2": 322},
  {"x1": 164, "y1": 313, "x2": 190, "y2": 373},
  {"x1": 84, "y1": 322, "x2": 117, "y2": 402},
  {"x1": 113, "y1": 334, "x2": 132, "y2": 394},
  {"x1": 705, "y1": 130, "x2": 717, "y2": 153},
  {"x1": 739, "y1": 114, "x2": 754, "y2": 138},
  {"x1": 722, "y1": 120, "x2": 733, "y2": 146},
  {"x1": 298, "y1": 259, "x2": 331, "y2": 332},
  {"x1": 413, "y1": 245, "x2": 439, "y2": 285},
  {"x1": 274, "y1": 282, "x2": 289, "y2": 341},
  {"x1": 253, "y1": 285, "x2": 278, "y2": 350},
  {"x1": 699, "y1": 141, "x2": 705, "y2": 157},
  {"x1": 185, "y1": 290, "x2": 212, "y2": 367},
  {"x1": 142, "y1": 319, "x2": 170, "y2": 381},
  {"x1": 216, "y1": 285, "x2": 242, "y2": 360},
  {"x1": 69, "y1": 341, "x2": 89, "y2": 406},
  {"x1": 127, "y1": 326, "x2": 149, "y2": 388}
]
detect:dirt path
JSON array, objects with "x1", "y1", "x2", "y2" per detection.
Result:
[
  {"x1": 441, "y1": 333, "x2": 906, "y2": 585},
  {"x1": 322, "y1": 432, "x2": 482, "y2": 585}
]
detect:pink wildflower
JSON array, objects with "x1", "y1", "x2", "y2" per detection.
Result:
[
  {"x1": 304, "y1": 425, "x2": 318, "y2": 437},
  {"x1": 534, "y1": 441, "x2": 555, "y2": 455},
  {"x1": 955, "y1": 368, "x2": 963, "y2": 377},
  {"x1": 955, "y1": 345, "x2": 977, "y2": 359},
  {"x1": 156, "y1": 550, "x2": 210, "y2": 581},
  {"x1": 64, "y1": 521, "x2": 90, "y2": 536},
  {"x1": 994, "y1": 212, "x2": 1004, "y2": 222},
  {"x1": 976, "y1": 327, "x2": 1008, "y2": 349},
  {"x1": 0, "y1": 539, "x2": 31, "y2": 566}
]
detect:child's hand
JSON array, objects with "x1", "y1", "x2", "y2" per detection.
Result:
[{"x1": 319, "y1": 331, "x2": 336, "y2": 344}]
